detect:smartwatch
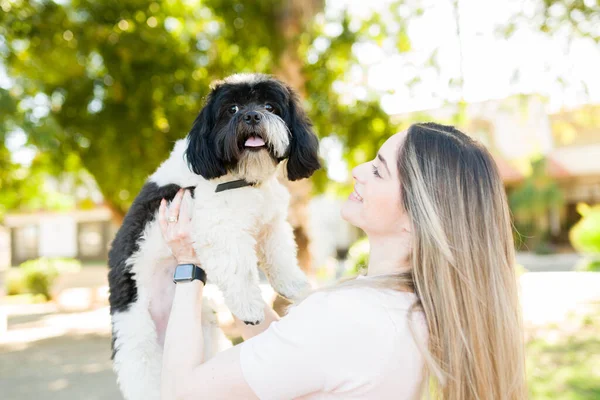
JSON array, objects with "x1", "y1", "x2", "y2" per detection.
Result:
[{"x1": 173, "y1": 264, "x2": 207, "y2": 285}]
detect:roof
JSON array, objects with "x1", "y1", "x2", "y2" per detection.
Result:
[
  {"x1": 546, "y1": 143, "x2": 600, "y2": 178},
  {"x1": 492, "y1": 154, "x2": 524, "y2": 184}
]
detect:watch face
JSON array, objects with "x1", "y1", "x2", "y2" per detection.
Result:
[{"x1": 174, "y1": 264, "x2": 194, "y2": 281}]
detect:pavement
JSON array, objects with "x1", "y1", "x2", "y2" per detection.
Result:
[
  {"x1": 0, "y1": 307, "x2": 122, "y2": 400},
  {"x1": 516, "y1": 251, "x2": 585, "y2": 272},
  {"x1": 0, "y1": 331, "x2": 121, "y2": 400},
  {"x1": 1, "y1": 254, "x2": 599, "y2": 400}
]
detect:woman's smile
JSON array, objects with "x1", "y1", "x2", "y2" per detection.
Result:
[{"x1": 349, "y1": 187, "x2": 363, "y2": 202}]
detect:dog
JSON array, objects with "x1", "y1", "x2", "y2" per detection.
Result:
[{"x1": 107, "y1": 73, "x2": 320, "y2": 400}]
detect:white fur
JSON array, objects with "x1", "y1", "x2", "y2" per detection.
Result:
[
  {"x1": 112, "y1": 139, "x2": 310, "y2": 400},
  {"x1": 222, "y1": 73, "x2": 270, "y2": 85},
  {"x1": 261, "y1": 112, "x2": 290, "y2": 158}
]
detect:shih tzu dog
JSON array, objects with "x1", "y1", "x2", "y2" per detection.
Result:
[{"x1": 108, "y1": 73, "x2": 320, "y2": 400}]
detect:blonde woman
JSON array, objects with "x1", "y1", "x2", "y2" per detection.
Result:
[{"x1": 158, "y1": 122, "x2": 527, "y2": 400}]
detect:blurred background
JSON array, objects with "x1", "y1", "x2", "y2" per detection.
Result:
[{"x1": 0, "y1": 0, "x2": 599, "y2": 398}]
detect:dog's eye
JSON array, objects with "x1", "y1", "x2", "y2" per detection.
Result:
[
  {"x1": 265, "y1": 103, "x2": 274, "y2": 113},
  {"x1": 228, "y1": 105, "x2": 239, "y2": 114}
]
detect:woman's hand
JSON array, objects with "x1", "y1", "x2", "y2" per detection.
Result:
[{"x1": 158, "y1": 188, "x2": 201, "y2": 265}]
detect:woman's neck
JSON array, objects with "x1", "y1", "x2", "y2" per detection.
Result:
[{"x1": 366, "y1": 235, "x2": 411, "y2": 277}]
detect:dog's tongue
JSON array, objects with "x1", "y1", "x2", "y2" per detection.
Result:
[{"x1": 245, "y1": 136, "x2": 265, "y2": 147}]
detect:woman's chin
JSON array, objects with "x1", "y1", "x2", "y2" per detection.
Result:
[{"x1": 340, "y1": 199, "x2": 360, "y2": 226}]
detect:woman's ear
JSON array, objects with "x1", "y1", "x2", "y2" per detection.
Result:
[
  {"x1": 185, "y1": 96, "x2": 227, "y2": 179},
  {"x1": 285, "y1": 89, "x2": 321, "y2": 181}
]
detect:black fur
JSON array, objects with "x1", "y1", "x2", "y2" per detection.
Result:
[
  {"x1": 111, "y1": 330, "x2": 117, "y2": 360},
  {"x1": 185, "y1": 101, "x2": 227, "y2": 179},
  {"x1": 107, "y1": 182, "x2": 181, "y2": 316},
  {"x1": 185, "y1": 74, "x2": 321, "y2": 181},
  {"x1": 284, "y1": 87, "x2": 321, "y2": 181},
  {"x1": 108, "y1": 182, "x2": 195, "y2": 360}
]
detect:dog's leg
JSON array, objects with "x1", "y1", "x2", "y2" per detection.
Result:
[
  {"x1": 258, "y1": 217, "x2": 311, "y2": 301},
  {"x1": 195, "y1": 224, "x2": 265, "y2": 325},
  {"x1": 112, "y1": 303, "x2": 163, "y2": 400}
]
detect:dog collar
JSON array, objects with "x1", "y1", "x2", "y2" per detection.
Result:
[{"x1": 215, "y1": 179, "x2": 256, "y2": 193}]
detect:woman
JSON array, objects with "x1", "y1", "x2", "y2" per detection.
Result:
[{"x1": 158, "y1": 122, "x2": 527, "y2": 400}]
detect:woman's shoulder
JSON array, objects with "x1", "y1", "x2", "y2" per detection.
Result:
[
  {"x1": 301, "y1": 281, "x2": 417, "y2": 311},
  {"x1": 287, "y1": 285, "x2": 426, "y2": 367},
  {"x1": 293, "y1": 283, "x2": 418, "y2": 331}
]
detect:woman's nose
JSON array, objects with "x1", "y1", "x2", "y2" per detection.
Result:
[{"x1": 352, "y1": 163, "x2": 366, "y2": 183}]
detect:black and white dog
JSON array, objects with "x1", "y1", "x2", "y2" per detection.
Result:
[{"x1": 108, "y1": 73, "x2": 320, "y2": 400}]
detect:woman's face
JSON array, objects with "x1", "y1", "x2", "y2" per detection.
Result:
[{"x1": 341, "y1": 131, "x2": 408, "y2": 236}]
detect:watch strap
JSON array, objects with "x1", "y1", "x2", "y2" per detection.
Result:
[{"x1": 191, "y1": 264, "x2": 207, "y2": 285}]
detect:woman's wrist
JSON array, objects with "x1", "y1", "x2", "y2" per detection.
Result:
[
  {"x1": 176, "y1": 258, "x2": 201, "y2": 265},
  {"x1": 173, "y1": 279, "x2": 205, "y2": 300}
]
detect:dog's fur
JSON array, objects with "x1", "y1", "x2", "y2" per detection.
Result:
[{"x1": 108, "y1": 73, "x2": 320, "y2": 400}]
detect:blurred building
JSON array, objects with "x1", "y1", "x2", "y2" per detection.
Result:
[
  {"x1": 546, "y1": 105, "x2": 600, "y2": 241},
  {"x1": 2, "y1": 207, "x2": 116, "y2": 267},
  {"x1": 390, "y1": 96, "x2": 600, "y2": 245}
]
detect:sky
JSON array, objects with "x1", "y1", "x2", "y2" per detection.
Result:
[{"x1": 328, "y1": 0, "x2": 600, "y2": 114}]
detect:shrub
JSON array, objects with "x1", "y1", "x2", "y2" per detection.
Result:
[
  {"x1": 5, "y1": 269, "x2": 26, "y2": 296},
  {"x1": 570, "y1": 203, "x2": 600, "y2": 272},
  {"x1": 6, "y1": 257, "x2": 81, "y2": 300},
  {"x1": 570, "y1": 203, "x2": 600, "y2": 253}
]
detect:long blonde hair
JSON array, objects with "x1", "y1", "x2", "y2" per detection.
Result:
[{"x1": 326, "y1": 122, "x2": 527, "y2": 399}]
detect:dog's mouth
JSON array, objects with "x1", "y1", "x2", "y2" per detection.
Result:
[{"x1": 243, "y1": 134, "x2": 267, "y2": 151}]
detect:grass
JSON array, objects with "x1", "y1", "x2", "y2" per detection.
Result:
[{"x1": 527, "y1": 303, "x2": 600, "y2": 399}]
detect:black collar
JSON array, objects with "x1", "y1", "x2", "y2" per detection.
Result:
[{"x1": 215, "y1": 179, "x2": 256, "y2": 193}]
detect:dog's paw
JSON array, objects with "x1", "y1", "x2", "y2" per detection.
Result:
[
  {"x1": 273, "y1": 275, "x2": 312, "y2": 301},
  {"x1": 229, "y1": 296, "x2": 265, "y2": 326}
]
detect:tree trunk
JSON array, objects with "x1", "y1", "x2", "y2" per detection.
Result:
[
  {"x1": 272, "y1": 0, "x2": 324, "y2": 315},
  {"x1": 274, "y1": 0, "x2": 324, "y2": 274},
  {"x1": 105, "y1": 201, "x2": 125, "y2": 226}
]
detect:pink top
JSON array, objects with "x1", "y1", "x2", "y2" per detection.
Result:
[{"x1": 240, "y1": 280, "x2": 427, "y2": 399}]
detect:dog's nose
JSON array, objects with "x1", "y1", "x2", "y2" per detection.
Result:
[{"x1": 243, "y1": 111, "x2": 262, "y2": 126}]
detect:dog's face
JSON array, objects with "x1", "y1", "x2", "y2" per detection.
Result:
[{"x1": 185, "y1": 73, "x2": 321, "y2": 182}]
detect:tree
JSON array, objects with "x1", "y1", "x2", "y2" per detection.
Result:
[
  {"x1": 538, "y1": 0, "x2": 600, "y2": 42},
  {"x1": 500, "y1": 0, "x2": 600, "y2": 42},
  {"x1": 1, "y1": 0, "x2": 416, "y2": 271},
  {"x1": 509, "y1": 157, "x2": 564, "y2": 253},
  {"x1": 0, "y1": 88, "x2": 89, "y2": 218}
]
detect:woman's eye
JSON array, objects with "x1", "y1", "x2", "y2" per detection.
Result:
[
  {"x1": 372, "y1": 164, "x2": 381, "y2": 178},
  {"x1": 265, "y1": 103, "x2": 274, "y2": 112},
  {"x1": 228, "y1": 105, "x2": 239, "y2": 114}
]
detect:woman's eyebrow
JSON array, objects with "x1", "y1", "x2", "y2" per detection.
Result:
[{"x1": 377, "y1": 153, "x2": 390, "y2": 175}]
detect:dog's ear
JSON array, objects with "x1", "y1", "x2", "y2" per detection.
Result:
[
  {"x1": 185, "y1": 96, "x2": 227, "y2": 179},
  {"x1": 285, "y1": 89, "x2": 321, "y2": 181}
]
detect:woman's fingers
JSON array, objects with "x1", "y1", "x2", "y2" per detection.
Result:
[
  {"x1": 179, "y1": 189, "x2": 193, "y2": 223},
  {"x1": 158, "y1": 198, "x2": 168, "y2": 236},
  {"x1": 169, "y1": 188, "x2": 185, "y2": 221},
  {"x1": 156, "y1": 190, "x2": 199, "y2": 264}
]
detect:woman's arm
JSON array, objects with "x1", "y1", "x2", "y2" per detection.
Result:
[
  {"x1": 160, "y1": 275, "x2": 259, "y2": 400},
  {"x1": 160, "y1": 279, "x2": 205, "y2": 399},
  {"x1": 158, "y1": 189, "x2": 258, "y2": 400}
]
